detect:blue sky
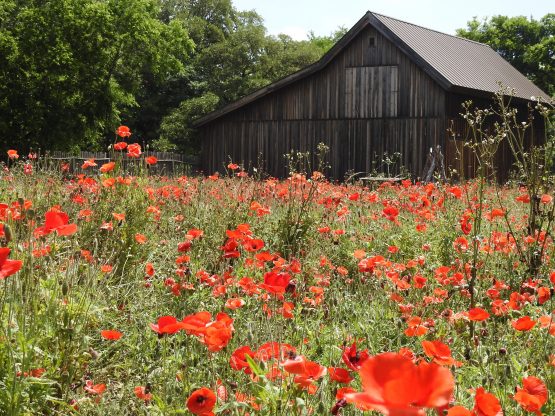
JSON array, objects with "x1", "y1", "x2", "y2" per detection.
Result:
[{"x1": 232, "y1": 0, "x2": 553, "y2": 40}]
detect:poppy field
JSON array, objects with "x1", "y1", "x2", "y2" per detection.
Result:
[{"x1": 1, "y1": 144, "x2": 554, "y2": 415}]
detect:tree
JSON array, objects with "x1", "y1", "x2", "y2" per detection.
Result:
[
  {"x1": 0, "y1": 0, "x2": 193, "y2": 153},
  {"x1": 159, "y1": 92, "x2": 219, "y2": 153},
  {"x1": 457, "y1": 14, "x2": 555, "y2": 97},
  {"x1": 307, "y1": 26, "x2": 348, "y2": 53},
  {"x1": 156, "y1": 1, "x2": 346, "y2": 153}
]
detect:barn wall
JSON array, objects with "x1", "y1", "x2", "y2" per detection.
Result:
[
  {"x1": 444, "y1": 92, "x2": 545, "y2": 181},
  {"x1": 200, "y1": 25, "x2": 447, "y2": 178},
  {"x1": 201, "y1": 118, "x2": 445, "y2": 179}
]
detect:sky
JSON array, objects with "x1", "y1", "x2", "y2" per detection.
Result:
[{"x1": 232, "y1": 0, "x2": 553, "y2": 40}]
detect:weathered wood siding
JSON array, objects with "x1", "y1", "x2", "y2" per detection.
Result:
[
  {"x1": 444, "y1": 92, "x2": 545, "y2": 181},
  {"x1": 202, "y1": 118, "x2": 446, "y2": 178},
  {"x1": 200, "y1": 25, "x2": 447, "y2": 178}
]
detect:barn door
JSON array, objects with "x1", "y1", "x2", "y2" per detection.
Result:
[{"x1": 345, "y1": 66, "x2": 398, "y2": 118}]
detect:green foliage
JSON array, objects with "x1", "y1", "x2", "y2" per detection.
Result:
[
  {"x1": 307, "y1": 26, "x2": 348, "y2": 53},
  {"x1": 159, "y1": 92, "x2": 219, "y2": 153},
  {"x1": 1, "y1": 164, "x2": 554, "y2": 415},
  {"x1": 0, "y1": 0, "x2": 346, "y2": 154},
  {"x1": 0, "y1": 0, "x2": 193, "y2": 153},
  {"x1": 457, "y1": 14, "x2": 555, "y2": 96}
]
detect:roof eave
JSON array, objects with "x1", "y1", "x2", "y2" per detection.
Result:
[{"x1": 449, "y1": 85, "x2": 546, "y2": 104}]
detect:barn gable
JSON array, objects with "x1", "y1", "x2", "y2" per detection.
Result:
[{"x1": 197, "y1": 12, "x2": 547, "y2": 179}]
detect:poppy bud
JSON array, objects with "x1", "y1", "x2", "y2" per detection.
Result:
[
  {"x1": 499, "y1": 347, "x2": 507, "y2": 355},
  {"x1": 286, "y1": 280, "x2": 297, "y2": 293},
  {"x1": 88, "y1": 348, "x2": 99, "y2": 359},
  {"x1": 331, "y1": 399, "x2": 347, "y2": 414},
  {"x1": 3, "y1": 223, "x2": 12, "y2": 243}
]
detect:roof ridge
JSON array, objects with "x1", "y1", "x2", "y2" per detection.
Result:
[{"x1": 369, "y1": 11, "x2": 490, "y2": 47}]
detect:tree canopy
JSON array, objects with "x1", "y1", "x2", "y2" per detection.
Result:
[
  {"x1": 457, "y1": 14, "x2": 555, "y2": 97},
  {"x1": 0, "y1": 0, "x2": 193, "y2": 152},
  {"x1": 0, "y1": 0, "x2": 343, "y2": 154}
]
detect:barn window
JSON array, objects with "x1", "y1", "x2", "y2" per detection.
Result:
[
  {"x1": 369, "y1": 36, "x2": 376, "y2": 47},
  {"x1": 344, "y1": 66, "x2": 398, "y2": 118}
]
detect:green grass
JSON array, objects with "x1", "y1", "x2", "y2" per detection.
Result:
[{"x1": 0, "y1": 162, "x2": 554, "y2": 415}]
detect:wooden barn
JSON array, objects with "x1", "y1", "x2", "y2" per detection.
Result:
[{"x1": 195, "y1": 11, "x2": 548, "y2": 180}]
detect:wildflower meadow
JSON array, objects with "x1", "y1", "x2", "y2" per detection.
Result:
[{"x1": 0, "y1": 132, "x2": 554, "y2": 415}]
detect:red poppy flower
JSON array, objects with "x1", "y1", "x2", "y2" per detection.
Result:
[
  {"x1": 516, "y1": 194, "x2": 530, "y2": 203},
  {"x1": 81, "y1": 158, "x2": 97, "y2": 169},
  {"x1": 201, "y1": 313, "x2": 234, "y2": 352},
  {"x1": 101, "y1": 330, "x2": 123, "y2": 340},
  {"x1": 328, "y1": 367, "x2": 354, "y2": 384},
  {"x1": 150, "y1": 316, "x2": 182, "y2": 335},
  {"x1": 467, "y1": 308, "x2": 490, "y2": 322},
  {"x1": 344, "y1": 352, "x2": 454, "y2": 415},
  {"x1": 0, "y1": 248, "x2": 23, "y2": 280},
  {"x1": 230, "y1": 346, "x2": 256, "y2": 374},
  {"x1": 186, "y1": 228, "x2": 204, "y2": 239},
  {"x1": 34, "y1": 208, "x2": 78, "y2": 237},
  {"x1": 116, "y1": 125, "x2": 131, "y2": 138},
  {"x1": 282, "y1": 355, "x2": 326, "y2": 393},
  {"x1": 513, "y1": 376, "x2": 548, "y2": 415},
  {"x1": 112, "y1": 212, "x2": 125, "y2": 221},
  {"x1": 404, "y1": 316, "x2": 429, "y2": 336},
  {"x1": 134, "y1": 386, "x2": 152, "y2": 401},
  {"x1": 100, "y1": 162, "x2": 115, "y2": 173},
  {"x1": 473, "y1": 387, "x2": 503, "y2": 416},
  {"x1": 422, "y1": 340, "x2": 462, "y2": 367},
  {"x1": 84, "y1": 380, "x2": 106, "y2": 396},
  {"x1": 181, "y1": 311, "x2": 212, "y2": 336},
  {"x1": 225, "y1": 297, "x2": 245, "y2": 310},
  {"x1": 127, "y1": 143, "x2": 141, "y2": 158},
  {"x1": 7, "y1": 149, "x2": 19, "y2": 159},
  {"x1": 540, "y1": 194, "x2": 552, "y2": 204},
  {"x1": 511, "y1": 316, "x2": 536, "y2": 331},
  {"x1": 342, "y1": 342, "x2": 370, "y2": 371},
  {"x1": 114, "y1": 142, "x2": 128, "y2": 151},
  {"x1": 145, "y1": 156, "x2": 158, "y2": 165},
  {"x1": 243, "y1": 238, "x2": 265, "y2": 252},
  {"x1": 460, "y1": 219, "x2": 472, "y2": 235},
  {"x1": 260, "y1": 271, "x2": 291, "y2": 294},
  {"x1": 282, "y1": 355, "x2": 326, "y2": 378},
  {"x1": 447, "y1": 406, "x2": 472, "y2": 415},
  {"x1": 382, "y1": 206, "x2": 399, "y2": 222},
  {"x1": 135, "y1": 233, "x2": 147, "y2": 244},
  {"x1": 187, "y1": 387, "x2": 216, "y2": 416}
]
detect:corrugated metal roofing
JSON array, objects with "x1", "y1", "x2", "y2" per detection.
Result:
[{"x1": 373, "y1": 13, "x2": 548, "y2": 100}]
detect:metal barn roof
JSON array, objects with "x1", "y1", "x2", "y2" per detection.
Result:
[{"x1": 372, "y1": 13, "x2": 547, "y2": 100}]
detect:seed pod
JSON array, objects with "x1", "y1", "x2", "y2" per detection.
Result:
[{"x1": 3, "y1": 224, "x2": 12, "y2": 243}]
